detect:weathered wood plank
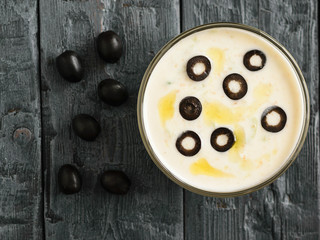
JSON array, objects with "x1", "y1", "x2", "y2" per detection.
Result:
[
  {"x1": 182, "y1": 0, "x2": 319, "y2": 239},
  {"x1": 40, "y1": 0, "x2": 183, "y2": 239},
  {"x1": 0, "y1": 0, "x2": 42, "y2": 239}
]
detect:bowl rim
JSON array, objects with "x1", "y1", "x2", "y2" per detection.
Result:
[{"x1": 137, "y1": 22, "x2": 310, "y2": 197}]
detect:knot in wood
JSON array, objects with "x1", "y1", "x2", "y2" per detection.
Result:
[{"x1": 13, "y1": 127, "x2": 32, "y2": 145}]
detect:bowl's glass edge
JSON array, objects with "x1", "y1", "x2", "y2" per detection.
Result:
[{"x1": 137, "y1": 22, "x2": 310, "y2": 197}]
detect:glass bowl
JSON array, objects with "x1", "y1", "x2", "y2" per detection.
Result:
[{"x1": 137, "y1": 23, "x2": 310, "y2": 197}]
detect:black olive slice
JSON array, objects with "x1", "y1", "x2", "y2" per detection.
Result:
[
  {"x1": 179, "y1": 96, "x2": 202, "y2": 120},
  {"x1": 261, "y1": 106, "x2": 287, "y2": 132},
  {"x1": 243, "y1": 50, "x2": 266, "y2": 71},
  {"x1": 176, "y1": 131, "x2": 201, "y2": 156},
  {"x1": 223, "y1": 73, "x2": 248, "y2": 100},
  {"x1": 186, "y1": 56, "x2": 211, "y2": 81},
  {"x1": 210, "y1": 128, "x2": 235, "y2": 152}
]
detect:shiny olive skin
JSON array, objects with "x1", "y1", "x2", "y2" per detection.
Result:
[
  {"x1": 98, "y1": 79, "x2": 128, "y2": 106},
  {"x1": 58, "y1": 164, "x2": 82, "y2": 194},
  {"x1": 97, "y1": 31, "x2": 123, "y2": 63},
  {"x1": 56, "y1": 50, "x2": 84, "y2": 82},
  {"x1": 72, "y1": 114, "x2": 101, "y2": 141},
  {"x1": 100, "y1": 170, "x2": 131, "y2": 195}
]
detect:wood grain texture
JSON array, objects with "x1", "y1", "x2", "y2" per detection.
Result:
[
  {"x1": 39, "y1": 0, "x2": 183, "y2": 239},
  {"x1": 0, "y1": 0, "x2": 318, "y2": 239},
  {"x1": 182, "y1": 0, "x2": 319, "y2": 239},
  {"x1": 0, "y1": 0, "x2": 42, "y2": 239}
]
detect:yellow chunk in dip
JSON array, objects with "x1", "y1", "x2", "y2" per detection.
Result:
[
  {"x1": 207, "y1": 48, "x2": 225, "y2": 75},
  {"x1": 203, "y1": 101, "x2": 243, "y2": 125},
  {"x1": 228, "y1": 124, "x2": 248, "y2": 163},
  {"x1": 158, "y1": 90, "x2": 177, "y2": 125},
  {"x1": 190, "y1": 158, "x2": 233, "y2": 178},
  {"x1": 203, "y1": 83, "x2": 273, "y2": 126},
  {"x1": 231, "y1": 125, "x2": 246, "y2": 153},
  {"x1": 249, "y1": 83, "x2": 273, "y2": 113}
]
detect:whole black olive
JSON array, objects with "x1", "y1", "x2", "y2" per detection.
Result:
[
  {"x1": 100, "y1": 170, "x2": 131, "y2": 195},
  {"x1": 58, "y1": 164, "x2": 82, "y2": 194},
  {"x1": 97, "y1": 31, "x2": 123, "y2": 63},
  {"x1": 98, "y1": 79, "x2": 128, "y2": 106},
  {"x1": 56, "y1": 50, "x2": 84, "y2": 82},
  {"x1": 72, "y1": 114, "x2": 101, "y2": 141}
]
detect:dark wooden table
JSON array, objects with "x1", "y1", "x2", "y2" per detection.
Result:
[{"x1": 0, "y1": 0, "x2": 319, "y2": 239}]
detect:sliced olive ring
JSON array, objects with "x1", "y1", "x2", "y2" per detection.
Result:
[
  {"x1": 210, "y1": 128, "x2": 235, "y2": 152},
  {"x1": 179, "y1": 96, "x2": 202, "y2": 120},
  {"x1": 186, "y1": 56, "x2": 211, "y2": 81},
  {"x1": 223, "y1": 73, "x2": 248, "y2": 100},
  {"x1": 176, "y1": 131, "x2": 201, "y2": 156},
  {"x1": 261, "y1": 106, "x2": 287, "y2": 132},
  {"x1": 243, "y1": 50, "x2": 266, "y2": 71}
]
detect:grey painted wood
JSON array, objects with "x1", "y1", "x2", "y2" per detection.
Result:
[
  {"x1": 0, "y1": 0, "x2": 318, "y2": 239},
  {"x1": 39, "y1": 0, "x2": 183, "y2": 239},
  {"x1": 182, "y1": 0, "x2": 319, "y2": 239},
  {"x1": 0, "y1": 0, "x2": 42, "y2": 239}
]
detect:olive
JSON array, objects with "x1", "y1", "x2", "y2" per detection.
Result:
[
  {"x1": 223, "y1": 73, "x2": 248, "y2": 100},
  {"x1": 56, "y1": 50, "x2": 84, "y2": 82},
  {"x1": 179, "y1": 96, "x2": 202, "y2": 120},
  {"x1": 210, "y1": 128, "x2": 235, "y2": 152},
  {"x1": 98, "y1": 79, "x2": 128, "y2": 106},
  {"x1": 97, "y1": 31, "x2": 123, "y2": 63},
  {"x1": 261, "y1": 106, "x2": 287, "y2": 132},
  {"x1": 176, "y1": 131, "x2": 201, "y2": 156},
  {"x1": 100, "y1": 170, "x2": 131, "y2": 195},
  {"x1": 72, "y1": 114, "x2": 101, "y2": 141},
  {"x1": 58, "y1": 164, "x2": 82, "y2": 194},
  {"x1": 243, "y1": 50, "x2": 266, "y2": 71},
  {"x1": 186, "y1": 55, "x2": 211, "y2": 81}
]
